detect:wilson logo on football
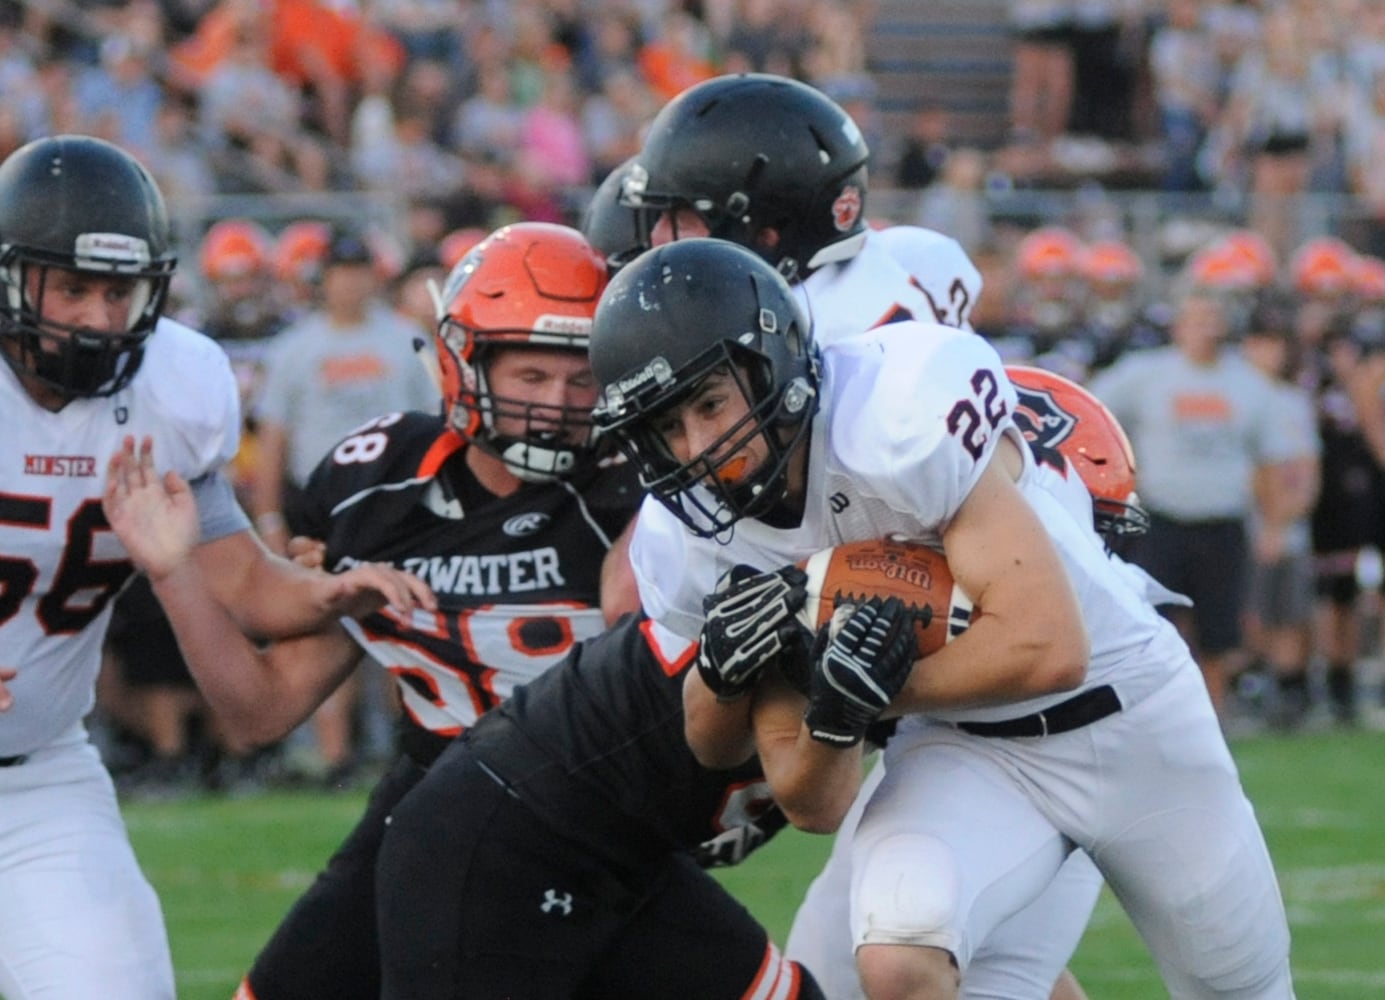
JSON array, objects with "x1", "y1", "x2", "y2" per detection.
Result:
[
  {"x1": 503, "y1": 512, "x2": 551, "y2": 537},
  {"x1": 831, "y1": 185, "x2": 862, "y2": 232},
  {"x1": 843, "y1": 553, "x2": 933, "y2": 590}
]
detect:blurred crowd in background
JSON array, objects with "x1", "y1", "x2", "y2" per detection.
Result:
[{"x1": 7, "y1": 0, "x2": 1383, "y2": 793}]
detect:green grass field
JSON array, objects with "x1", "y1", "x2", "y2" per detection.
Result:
[{"x1": 127, "y1": 728, "x2": 1385, "y2": 1000}]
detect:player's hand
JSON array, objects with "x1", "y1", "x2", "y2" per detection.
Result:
[
  {"x1": 697, "y1": 564, "x2": 809, "y2": 701},
  {"x1": 102, "y1": 435, "x2": 198, "y2": 582},
  {"x1": 286, "y1": 535, "x2": 327, "y2": 570},
  {"x1": 804, "y1": 597, "x2": 919, "y2": 747},
  {"x1": 314, "y1": 561, "x2": 437, "y2": 620},
  {"x1": 282, "y1": 534, "x2": 432, "y2": 619},
  {"x1": 0, "y1": 667, "x2": 16, "y2": 712}
]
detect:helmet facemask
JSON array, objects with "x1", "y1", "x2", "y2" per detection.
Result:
[
  {"x1": 437, "y1": 319, "x2": 598, "y2": 483},
  {"x1": 0, "y1": 136, "x2": 177, "y2": 401},
  {"x1": 600, "y1": 338, "x2": 816, "y2": 539},
  {"x1": 0, "y1": 248, "x2": 171, "y2": 398},
  {"x1": 431, "y1": 221, "x2": 609, "y2": 483}
]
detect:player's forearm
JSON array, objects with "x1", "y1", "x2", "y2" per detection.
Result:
[
  {"x1": 148, "y1": 562, "x2": 355, "y2": 746},
  {"x1": 683, "y1": 668, "x2": 757, "y2": 769},
  {"x1": 196, "y1": 530, "x2": 347, "y2": 637},
  {"x1": 891, "y1": 612, "x2": 1088, "y2": 714},
  {"x1": 753, "y1": 682, "x2": 861, "y2": 833}
]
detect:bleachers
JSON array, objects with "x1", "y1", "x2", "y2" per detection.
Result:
[{"x1": 867, "y1": 0, "x2": 1013, "y2": 164}]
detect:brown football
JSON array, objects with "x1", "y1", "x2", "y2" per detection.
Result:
[{"x1": 796, "y1": 538, "x2": 973, "y2": 656}]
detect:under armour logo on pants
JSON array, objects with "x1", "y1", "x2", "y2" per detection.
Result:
[{"x1": 541, "y1": 889, "x2": 574, "y2": 916}]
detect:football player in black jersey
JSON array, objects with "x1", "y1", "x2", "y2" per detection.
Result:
[
  {"x1": 106, "y1": 222, "x2": 644, "y2": 1000},
  {"x1": 107, "y1": 432, "x2": 849, "y2": 997},
  {"x1": 369, "y1": 605, "x2": 871, "y2": 999}
]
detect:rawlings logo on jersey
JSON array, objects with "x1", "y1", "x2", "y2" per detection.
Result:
[
  {"x1": 831, "y1": 184, "x2": 863, "y2": 233},
  {"x1": 503, "y1": 512, "x2": 551, "y2": 537},
  {"x1": 1012, "y1": 384, "x2": 1076, "y2": 475},
  {"x1": 24, "y1": 454, "x2": 98, "y2": 477}
]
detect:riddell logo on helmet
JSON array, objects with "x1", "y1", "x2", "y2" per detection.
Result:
[
  {"x1": 603, "y1": 357, "x2": 674, "y2": 410},
  {"x1": 75, "y1": 232, "x2": 150, "y2": 265},
  {"x1": 831, "y1": 185, "x2": 862, "y2": 233},
  {"x1": 533, "y1": 315, "x2": 593, "y2": 336}
]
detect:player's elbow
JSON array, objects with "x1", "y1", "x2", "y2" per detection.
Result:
[{"x1": 1029, "y1": 632, "x2": 1089, "y2": 695}]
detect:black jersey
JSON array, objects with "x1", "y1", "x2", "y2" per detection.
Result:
[
  {"x1": 296, "y1": 410, "x2": 640, "y2": 754},
  {"x1": 1304, "y1": 357, "x2": 1382, "y2": 553},
  {"x1": 464, "y1": 615, "x2": 776, "y2": 866}
]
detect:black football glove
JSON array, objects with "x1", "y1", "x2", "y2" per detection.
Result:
[
  {"x1": 805, "y1": 596, "x2": 920, "y2": 747},
  {"x1": 696, "y1": 564, "x2": 809, "y2": 701}
]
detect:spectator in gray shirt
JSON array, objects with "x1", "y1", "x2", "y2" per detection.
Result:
[{"x1": 1089, "y1": 284, "x2": 1306, "y2": 716}]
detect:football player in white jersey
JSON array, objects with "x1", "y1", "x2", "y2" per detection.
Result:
[
  {"x1": 610, "y1": 73, "x2": 1097, "y2": 1000},
  {"x1": 588, "y1": 238, "x2": 1295, "y2": 1000},
  {"x1": 0, "y1": 135, "x2": 428, "y2": 1000}
]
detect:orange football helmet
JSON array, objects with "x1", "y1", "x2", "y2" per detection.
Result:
[
  {"x1": 1006, "y1": 365, "x2": 1148, "y2": 538},
  {"x1": 1219, "y1": 229, "x2": 1277, "y2": 288},
  {"x1": 435, "y1": 222, "x2": 609, "y2": 481},
  {"x1": 438, "y1": 227, "x2": 488, "y2": 272},
  {"x1": 1185, "y1": 244, "x2": 1250, "y2": 291},
  {"x1": 273, "y1": 219, "x2": 332, "y2": 286},
  {"x1": 199, "y1": 219, "x2": 273, "y2": 282},
  {"x1": 1289, "y1": 236, "x2": 1357, "y2": 298},
  {"x1": 1017, "y1": 226, "x2": 1084, "y2": 281},
  {"x1": 1351, "y1": 254, "x2": 1385, "y2": 303},
  {"x1": 1081, "y1": 239, "x2": 1142, "y2": 286}
]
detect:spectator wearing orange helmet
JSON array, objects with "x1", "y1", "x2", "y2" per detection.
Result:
[
  {"x1": 1182, "y1": 229, "x2": 1279, "y2": 336},
  {"x1": 271, "y1": 218, "x2": 332, "y2": 321},
  {"x1": 194, "y1": 218, "x2": 291, "y2": 508},
  {"x1": 991, "y1": 226, "x2": 1090, "y2": 380},
  {"x1": 1074, "y1": 237, "x2": 1168, "y2": 373}
]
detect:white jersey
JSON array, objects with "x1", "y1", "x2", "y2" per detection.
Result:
[
  {"x1": 0, "y1": 318, "x2": 240, "y2": 756},
  {"x1": 629, "y1": 321, "x2": 1182, "y2": 724},
  {"x1": 798, "y1": 226, "x2": 981, "y2": 344}
]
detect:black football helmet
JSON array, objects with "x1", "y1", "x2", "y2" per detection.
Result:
[
  {"x1": 0, "y1": 135, "x2": 176, "y2": 399},
  {"x1": 621, "y1": 74, "x2": 870, "y2": 280},
  {"x1": 591, "y1": 238, "x2": 818, "y2": 536},
  {"x1": 581, "y1": 157, "x2": 648, "y2": 273}
]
